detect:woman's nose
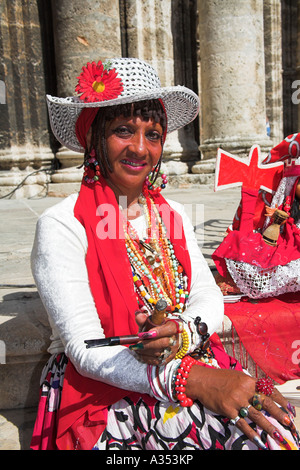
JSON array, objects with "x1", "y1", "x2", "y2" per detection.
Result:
[{"x1": 128, "y1": 132, "x2": 148, "y2": 156}]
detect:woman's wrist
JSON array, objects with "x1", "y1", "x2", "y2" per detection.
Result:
[
  {"x1": 169, "y1": 312, "x2": 211, "y2": 356},
  {"x1": 168, "y1": 313, "x2": 200, "y2": 355},
  {"x1": 174, "y1": 355, "x2": 199, "y2": 406},
  {"x1": 145, "y1": 314, "x2": 212, "y2": 404},
  {"x1": 147, "y1": 359, "x2": 181, "y2": 402}
]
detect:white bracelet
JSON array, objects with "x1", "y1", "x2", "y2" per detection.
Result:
[{"x1": 147, "y1": 360, "x2": 181, "y2": 403}]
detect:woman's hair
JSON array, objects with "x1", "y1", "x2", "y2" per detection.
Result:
[
  {"x1": 86, "y1": 99, "x2": 167, "y2": 181},
  {"x1": 290, "y1": 179, "x2": 300, "y2": 224},
  {"x1": 290, "y1": 195, "x2": 300, "y2": 223}
]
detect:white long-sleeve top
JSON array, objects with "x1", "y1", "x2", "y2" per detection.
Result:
[{"x1": 31, "y1": 193, "x2": 223, "y2": 398}]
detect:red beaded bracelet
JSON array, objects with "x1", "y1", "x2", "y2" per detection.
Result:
[{"x1": 174, "y1": 355, "x2": 199, "y2": 407}]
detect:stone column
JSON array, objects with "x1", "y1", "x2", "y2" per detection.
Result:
[
  {"x1": 49, "y1": 0, "x2": 122, "y2": 195},
  {"x1": 263, "y1": 0, "x2": 283, "y2": 145},
  {"x1": 0, "y1": 0, "x2": 54, "y2": 198},
  {"x1": 281, "y1": 0, "x2": 298, "y2": 136},
  {"x1": 197, "y1": 0, "x2": 271, "y2": 161},
  {"x1": 121, "y1": 0, "x2": 199, "y2": 178}
]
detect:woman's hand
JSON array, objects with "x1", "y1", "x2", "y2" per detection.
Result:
[
  {"x1": 132, "y1": 312, "x2": 298, "y2": 449},
  {"x1": 185, "y1": 365, "x2": 296, "y2": 449},
  {"x1": 131, "y1": 311, "x2": 180, "y2": 365}
]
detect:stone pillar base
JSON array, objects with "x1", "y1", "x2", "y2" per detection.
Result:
[
  {"x1": 0, "y1": 147, "x2": 54, "y2": 198},
  {"x1": 199, "y1": 135, "x2": 272, "y2": 161},
  {"x1": 191, "y1": 158, "x2": 216, "y2": 175},
  {"x1": 45, "y1": 147, "x2": 83, "y2": 197},
  {"x1": 50, "y1": 147, "x2": 84, "y2": 184},
  {"x1": 162, "y1": 130, "x2": 200, "y2": 176},
  {"x1": 0, "y1": 288, "x2": 51, "y2": 409}
]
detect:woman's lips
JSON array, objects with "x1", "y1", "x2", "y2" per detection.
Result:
[{"x1": 120, "y1": 158, "x2": 147, "y2": 169}]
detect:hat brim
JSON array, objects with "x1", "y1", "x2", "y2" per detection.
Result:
[{"x1": 46, "y1": 86, "x2": 199, "y2": 153}]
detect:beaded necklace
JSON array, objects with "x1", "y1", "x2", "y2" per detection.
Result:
[{"x1": 124, "y1": 191, "x2": 189, "y2": 315}]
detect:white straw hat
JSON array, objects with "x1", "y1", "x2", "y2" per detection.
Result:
[{"x1": 46, "y1": 57, "x2": 200, "y2": 153}]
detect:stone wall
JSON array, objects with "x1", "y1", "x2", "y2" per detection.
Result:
[
  {"x1": 0, "y1": 0, "x2": 54, "y2": 198},
  {"x1": 1, "y1": 1, "x2": 297, "y2": 198}
]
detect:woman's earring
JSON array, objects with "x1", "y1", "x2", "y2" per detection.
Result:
[
  {"x1": 145, "y1": 167, "x2": 168, "y2": 192},
  {"x1": 83, "y1": 148, "x2": 101, "y2": 183}
]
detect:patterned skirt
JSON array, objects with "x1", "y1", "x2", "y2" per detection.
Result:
[{"x1": 30, "y1": 353, "x2": 300, "y2": 451}]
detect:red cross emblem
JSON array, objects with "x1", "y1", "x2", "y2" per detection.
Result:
[
  {"x1": 215, "y1": 145, "x2": 284, "y2": 193},
  {"x1": 214, "y1": 145, "x2": 284, "y2": 231}
]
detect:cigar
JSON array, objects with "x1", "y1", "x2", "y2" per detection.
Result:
[
  {"x1": 84, "y1": 330, "x2": 158, "y2": 348},
  {"x1": 144, "y1": 299, "x2": 168, "y2": 329}
]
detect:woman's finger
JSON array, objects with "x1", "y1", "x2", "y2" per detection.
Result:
[
  {"x1": 154, "y1": 320, "x2": 180, "y2": 338},
  {"x1": 261, "y1": 396, "x2": 293, "y2": 427},
  {"x1": 135, "y1": 315, "x2": 179, "y2": 340},
  {"x1": 234, "y1": 393, "x2": 297, "y2": 450},
  {"x1": 234, "y1": 418, "x2": 268, "y2": 450},
  {"x1": 135, "y1": 310, "x2": 149, "y2": 329},
  {"x1": 133, "y1": 349, "x2": 176, "y2": 366},
  {"x1": 247, "y1": 405, "x2": 293, "y2": 449},
  {"x1": 235, "y1": 414, "x2": 293, "y2": 450},
  {"x1": 271, "y1": 388, "x2": 291, "y2": 412},
  {"x1": 129, "y1": 332, "x2": 179, "y2": 365},
  {"x1": 252, "y1": 391, "x2": 297, "y2": 435},
  {"x1": 130, "y1": 334, "x2": 178, "y2": 352}
]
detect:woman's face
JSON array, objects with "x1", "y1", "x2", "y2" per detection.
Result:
[
  {"x1": 104, "y1": 114, "x2": 163, "y2": 194},
  {"x1": 296, "y1": 181, "x2": 300, "y2": 199}
]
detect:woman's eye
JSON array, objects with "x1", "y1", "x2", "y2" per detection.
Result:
[
  {"x1": 147, "y1": 131, "x2": 162, "y2": 141},
  {"x1": 112, "y1": 126, "x2": 162, "y2": 141},
  {"x1": 113, "y1": 126, "x2": 132, "y2": 137}
]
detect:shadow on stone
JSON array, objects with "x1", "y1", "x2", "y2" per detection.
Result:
[{"x1": 0, "y1": 289, "x2": 50, "y2": 409}]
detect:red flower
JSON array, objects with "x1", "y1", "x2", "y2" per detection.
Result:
[{"x1": 75, "y1": 61, "x2": 123, "y2": 103}]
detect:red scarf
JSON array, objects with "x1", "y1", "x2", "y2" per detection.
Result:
[{"x1": 55, "y1": 176, "x2": 192, "y2": 450}]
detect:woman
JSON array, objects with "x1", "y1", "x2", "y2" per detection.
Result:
[{"x1": 30, "y1": 58, "x2": 299, "y2": 450}]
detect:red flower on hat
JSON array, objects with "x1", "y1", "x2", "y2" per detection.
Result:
[{"x1": 75, "y1": 61, "x2": 123, "y2": 103}]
